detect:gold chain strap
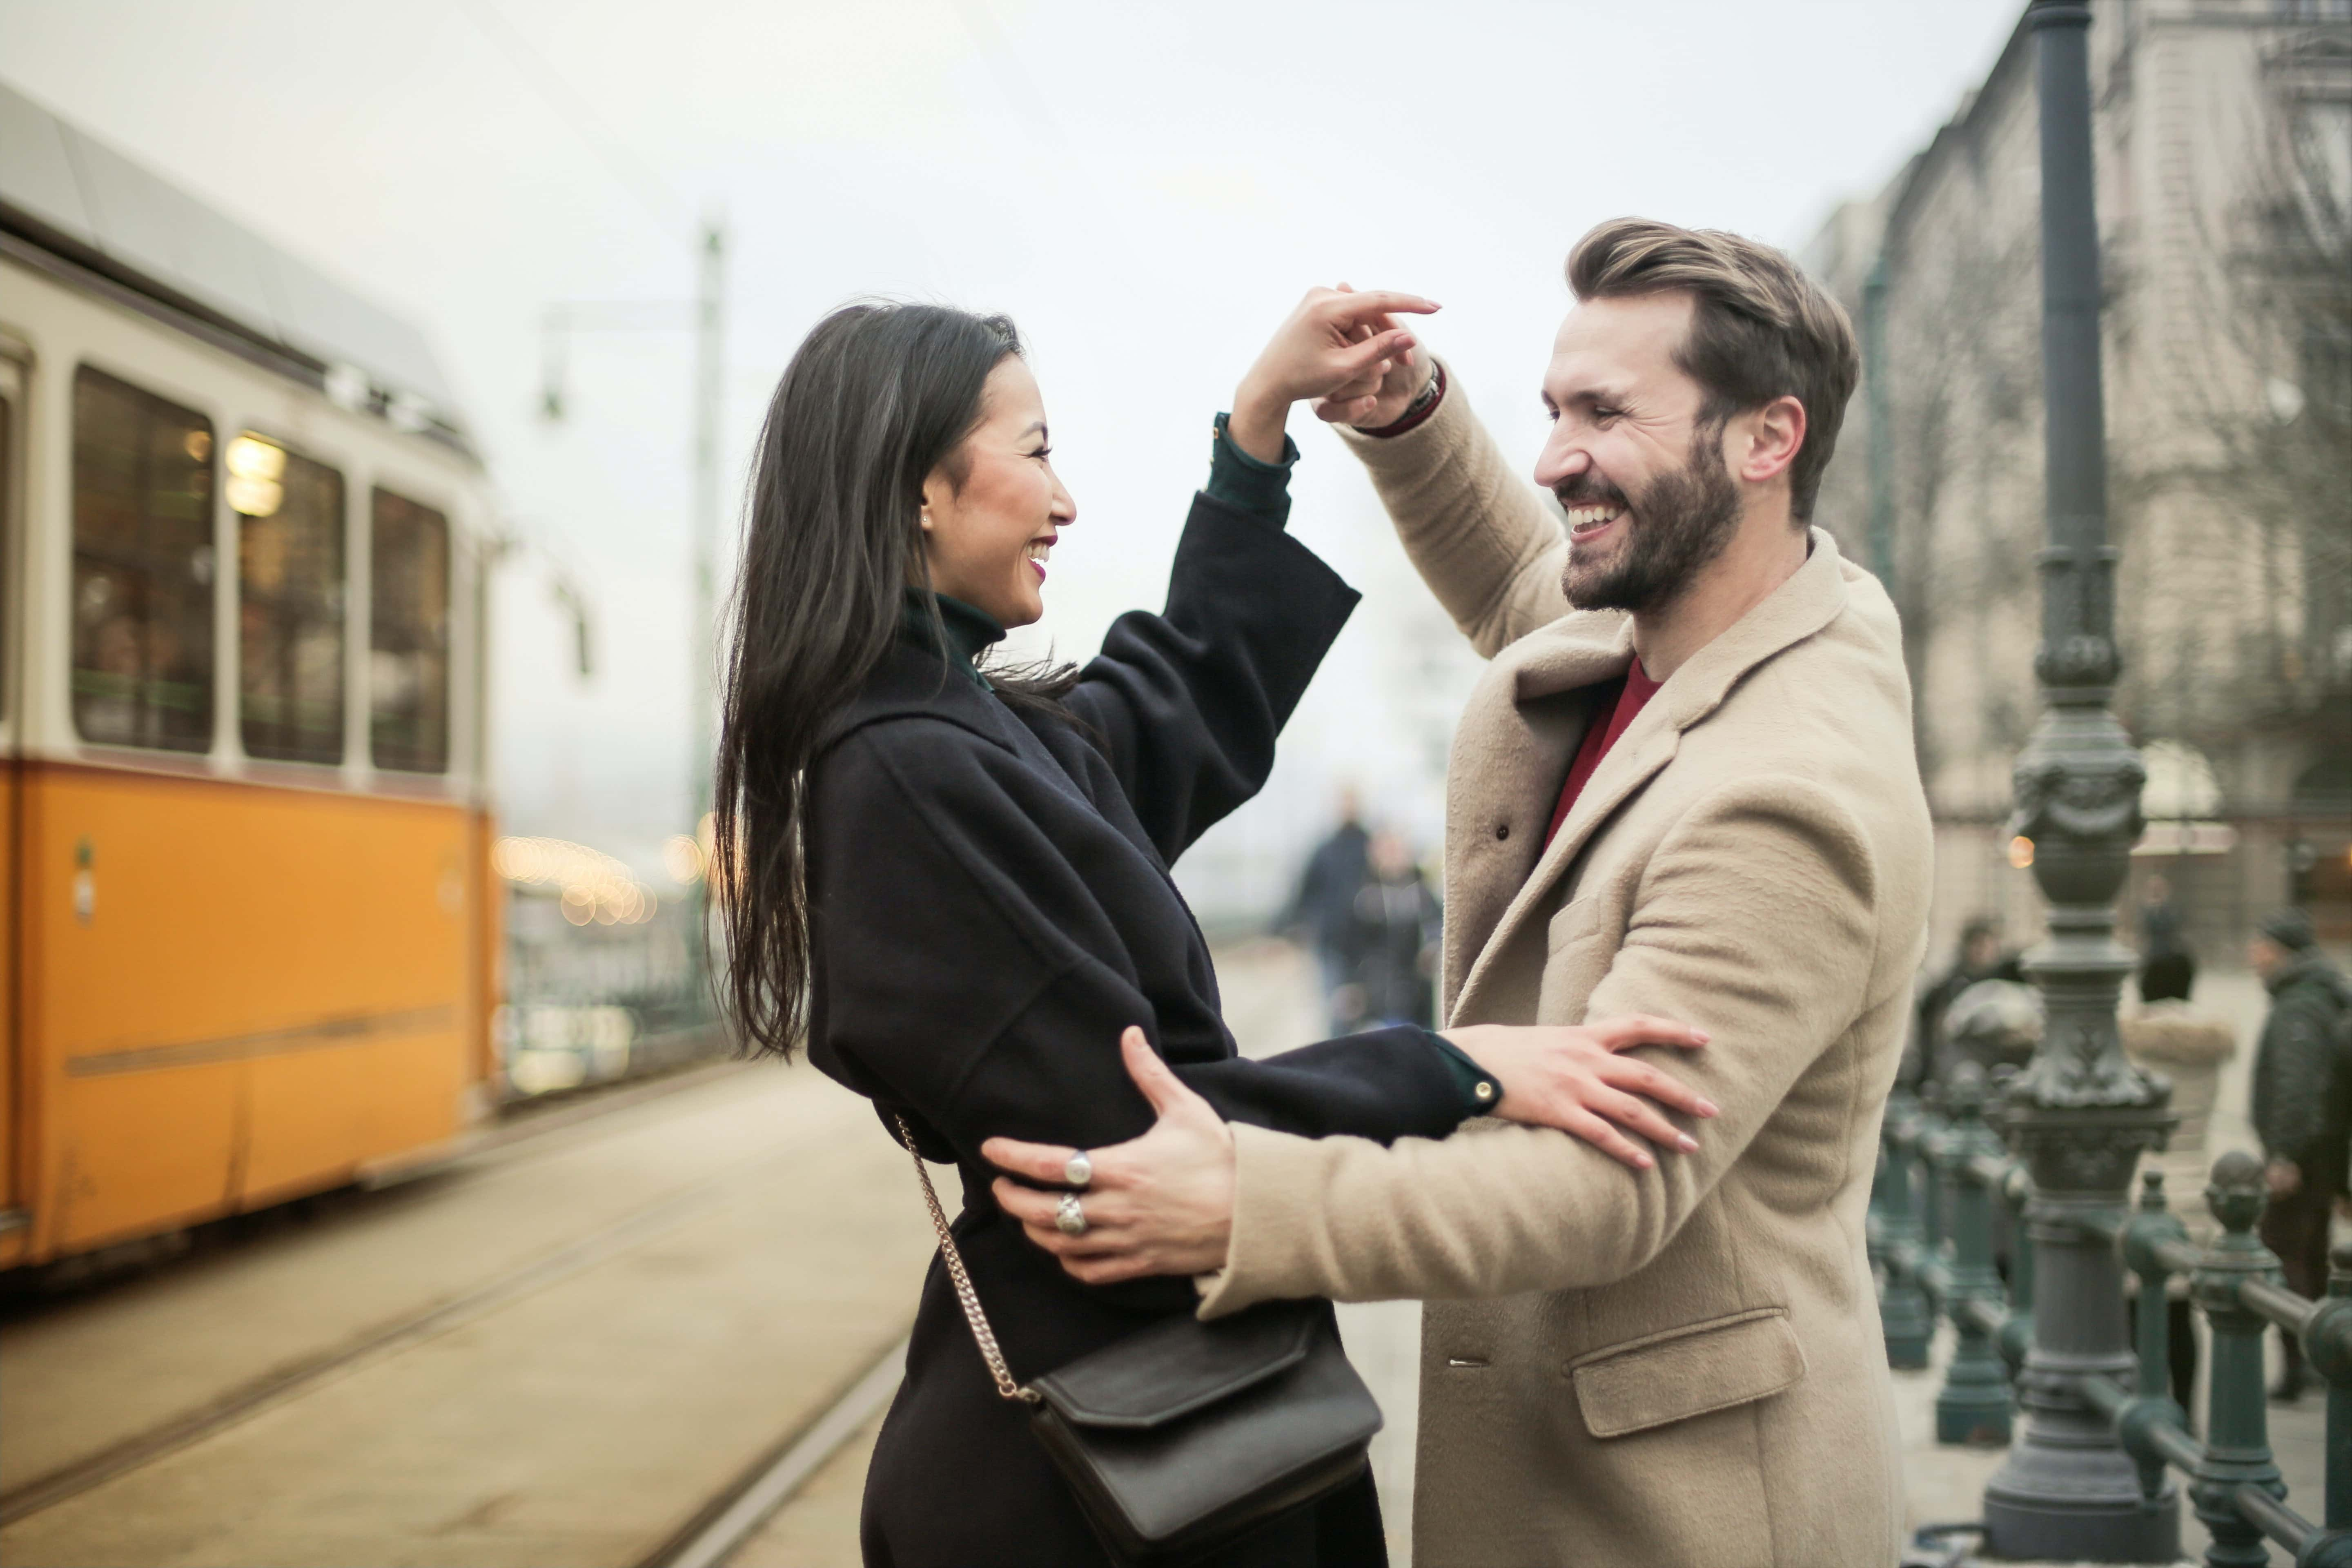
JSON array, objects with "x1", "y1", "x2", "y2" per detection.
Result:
[{"x1": 892, "y1": 1112, "x2": 1040, "y2": 1405}]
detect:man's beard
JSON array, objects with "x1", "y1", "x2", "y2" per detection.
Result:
[{"x1": 1559, "y1": 436, "x2": 1742, "y2": 614}]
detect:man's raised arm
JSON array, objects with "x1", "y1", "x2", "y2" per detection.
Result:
[
  {"x1": 1334, "y1": 364, "x2": 1571, "y2": 658},
  {"x1": 1195, "y1": 773, "x2": 1885, "y2": 1313}
]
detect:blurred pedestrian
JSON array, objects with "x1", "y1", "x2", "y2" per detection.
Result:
[
  {"x1": 1918, "y1": 916, "x2": 2022, "y2": 1083},
  {"x1": 1278, "y1": 787, "x2": 1371, "y2": 1032},
  {"x1": 1933, "y1": 976, "x2": 2039, "y2": 1090},
  {"x1": 2121, "y1": 999, "x2": 2237, "y2": 1426},
  {"x1": 1336, "y1": 829, "x2": 1441, "y2": 1031},
  {"x1": 2136, "y1": 873, "x2": 2196, "y2": 1004},
  {"x1": 2246, "y1": 907, "x2": 2352, "y2": 1403},
  {"x1": 716, "y1": 298, "x2": 1711, "y2": 1568}
]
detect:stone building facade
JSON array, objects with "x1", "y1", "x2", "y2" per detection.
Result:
[{"x1": 1804, "y1": 0, "x2": 2352, "y2": 967}]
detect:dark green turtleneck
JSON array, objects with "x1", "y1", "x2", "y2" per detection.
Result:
[{"x1": 898, "y1": 587, "x2": 1006, "y2": 689}]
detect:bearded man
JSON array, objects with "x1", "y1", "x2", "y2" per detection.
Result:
[{"x1": 985, "y1": 218, "x2": 1934, "y2": 1567}]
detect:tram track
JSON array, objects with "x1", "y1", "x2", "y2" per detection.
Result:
[
  {"x1": 0, "y1": 1057, "x2": 754, "y2": 1529},
  {"x1": 0, "y1": 1059, "x2": 934, "y2": 1566},
  {"x1": 0, "y1": 1172, "x2": 740, "y2": 1527},
  {"x1": 641, "y1": 1334, "x2": 906, "y2": 1568}
]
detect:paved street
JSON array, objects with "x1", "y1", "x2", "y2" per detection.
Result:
[
  {"x1": 0, "y1": 944, "x2": 2334, "y2": 1568},
  {"x1": 0, "y1": 1062, "x2": 933, "y2": 1568}
]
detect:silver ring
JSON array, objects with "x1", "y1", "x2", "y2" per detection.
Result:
[
  {"x1": 1064, "y1": 1151, "x2": 1094, "y2": 1189},
  {"x1": 1055, "y1": 1192, "x2": 1088, "y2": 1236}
]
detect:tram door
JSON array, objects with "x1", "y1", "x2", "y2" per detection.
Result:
[{"x1": 0, "y1": 351, "x2": 20, "y2": 1234}]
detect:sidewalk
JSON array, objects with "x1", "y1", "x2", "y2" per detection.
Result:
[{"x1": 1895, "y1": 1320, "x2": 2333, "y2": 1566}]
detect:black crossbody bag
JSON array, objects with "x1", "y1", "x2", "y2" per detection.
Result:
[{"x1": 892, "y1": 1115, "x2": 1383, "y2": 1565}]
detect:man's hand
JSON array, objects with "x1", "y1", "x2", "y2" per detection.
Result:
[
  {"x1": 983, "y1": 1028, "x2": 1237, "y2": 1286},
  {"x1": 1228, "y1": 287, "x2": 1439, "y2": 463},
  {"x1": 1309, "y1": 283, "x2": 1438, "y2": 431},
  {"x1": 1444, "y1": 1016, "x2": 1718, "y2": 1171},
  {"x1": 2267, "y1": 1158, "x2": 2303, "y2": 1199}
]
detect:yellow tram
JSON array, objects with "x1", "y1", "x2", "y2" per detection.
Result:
[{"x1": 0, "y1": 82, "x2": 500, "y2": 1269}]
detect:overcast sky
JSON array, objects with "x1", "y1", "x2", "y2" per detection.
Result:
[{"x1": 0, "y1": 0, "x2": 2021, "y2": 915}]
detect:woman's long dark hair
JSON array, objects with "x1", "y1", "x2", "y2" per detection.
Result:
[{"x1": 714, "y1": 301, "x2": 1075, "y2": 1058}]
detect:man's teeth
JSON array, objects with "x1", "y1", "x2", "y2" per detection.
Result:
[{"x1": 1568, "y1": 506, "x2": 1624, "y2": 531}]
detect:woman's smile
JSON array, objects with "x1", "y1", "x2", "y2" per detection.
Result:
[{"x1": 1026, "y1": 534, "x2": 1056, "y2": 583}]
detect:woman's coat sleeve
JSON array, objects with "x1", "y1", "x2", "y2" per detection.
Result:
[
  {"x1": 1060, "y1": 494, "x2": 1359, "y2": 864},
  {"x1": 806, "y1": 718, "x2": 1468, "y2": 1174}
]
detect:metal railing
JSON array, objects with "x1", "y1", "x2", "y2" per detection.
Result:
[{"x1": 1871, "y1": 1065, "x2": 2352, "y2": 1566}]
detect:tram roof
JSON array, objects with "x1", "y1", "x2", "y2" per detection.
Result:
[{"x1": 0, "y1": 78, "x2": 474, "y2": 454}]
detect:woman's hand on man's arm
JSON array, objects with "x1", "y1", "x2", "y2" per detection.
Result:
[
  {"x1": 1227, "y1": 287, "x2": 1439, "y2": 463},
  {"x1": 983, "y1": 1015, "x2": 1722, "y2": 1286},
  {"x1": 1442, "y1": 1018, "x2": 1718, "y2": 1170}
]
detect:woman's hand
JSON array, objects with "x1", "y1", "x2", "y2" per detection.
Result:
[
  {"x1": 1309, "y1": 283, "x2": 1439, "y2": 430},
  {"x1": 1229, "y1": 287, "x2": 1440, "y2": 463},
  {"x1": 1444, "y1": 1017, "x2": 1717, "y2": 1170}
]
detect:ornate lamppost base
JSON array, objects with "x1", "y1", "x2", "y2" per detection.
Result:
[{"x1": 1983, "y1": 1463, "x2": 2179, "y2": 1562}]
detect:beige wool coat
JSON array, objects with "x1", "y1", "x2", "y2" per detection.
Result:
[{"x1": 1195, "y1": 376, "x2": 1936, "y2": 1567}]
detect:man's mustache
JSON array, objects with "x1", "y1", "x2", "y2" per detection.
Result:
[{"x1": 1553, "y1": 473, "x2": 1630, "y2": 510}]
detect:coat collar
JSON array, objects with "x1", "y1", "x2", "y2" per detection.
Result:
[
  {"x1": 819, "y1": 637, "x2": 1023, "y2": 759},
  {"x1": 1447, "y1": 529, "x2": 1853, "y2": 1022}
]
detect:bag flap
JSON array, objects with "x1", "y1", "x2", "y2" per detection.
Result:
[
  {"x1": 1030, "y1": 1304, "x2": 1316, "y2": 1431},
  {"x1": 1570, "y1": 1307, "x2": 1806, "y2": 1440}
]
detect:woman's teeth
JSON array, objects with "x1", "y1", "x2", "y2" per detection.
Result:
[
  {"x1": 1025, "y1": 540, "x2": 1052, "y2": 563},
  {"x1": 1568, "y1": 505, "x2": 1624, "y2": 535}
]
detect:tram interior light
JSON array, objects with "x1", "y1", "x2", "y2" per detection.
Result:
[{"x1": 225, "y1": 433, "x2": 286, "y2": 517}]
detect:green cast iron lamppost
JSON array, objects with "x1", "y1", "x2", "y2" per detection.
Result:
[{"x1": 1979, "y1": 2, "x2": 2179, "y2": 1558}]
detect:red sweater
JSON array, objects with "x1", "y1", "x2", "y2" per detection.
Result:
[{"x1": 1544, "y1": 659, "x2": 1661, "y2": 848}]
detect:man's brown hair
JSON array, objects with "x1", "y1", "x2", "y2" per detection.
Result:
[{"x1": 1566, "y1": 217, "x2": 1860, "y2": 523}]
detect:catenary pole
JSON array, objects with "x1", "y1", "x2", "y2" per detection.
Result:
[{"x1": 1978, "y1": 3, "x2": 2178, "y2": 1558}]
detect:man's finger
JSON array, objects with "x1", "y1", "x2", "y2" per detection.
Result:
[
  {"x1": 992, "y1": 1176, "x2": 1066, "y2": 1227},
  {"x1": 1566, "y1": 1109, "x2": 1655, "y2": 1171},
  {"x1": 1598, "y1": 1057, "x2": 1720, "y2": 1119},
  {"x1": 1121, "y1": 1027, "x2": 1212, "y2": 1120},
  {"x1": 982, "y1": 1135, "x2": 1082, "y2": 1184}
]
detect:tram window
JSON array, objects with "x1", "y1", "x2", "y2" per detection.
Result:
[
  {"x1": 234, "y1": 435, "x2": 345, "y2": 764},
  {"x1": 0, "y1": 388, "x2": 12, "y2": 722},
  {"x1": 72, "y1": 367, "x2": 216, "y2": 752},
  {"x1": 370, "y1": 488, "x2": 449, "y2": 774}
]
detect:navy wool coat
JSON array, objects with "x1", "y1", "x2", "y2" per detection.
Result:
[{"x1": 805, "y1": 494, "x2": 1473, "y2": 1567}]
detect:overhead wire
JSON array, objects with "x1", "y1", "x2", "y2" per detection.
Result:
[{"x1": 454, "y1": 0, "x2": 691, "y2": 237}]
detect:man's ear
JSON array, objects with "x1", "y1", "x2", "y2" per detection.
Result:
[{"x1": 1733, "y1": 395, "x2": 1806, "y2": 488}]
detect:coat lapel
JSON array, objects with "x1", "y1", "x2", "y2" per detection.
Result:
[{"x1": 1444, "y1": 530, "x2": 1855, "y2": 1026}]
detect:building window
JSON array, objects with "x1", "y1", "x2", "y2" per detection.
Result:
[
  {"x1": 370, "y1": 487, "x2": 449, "y2": 774},
  {"x1": 233, "y1": 434, "x2": 345, "y2": 764},
  {"x1": 72, "y1": 366, "x2": 216, "y2": 752}
]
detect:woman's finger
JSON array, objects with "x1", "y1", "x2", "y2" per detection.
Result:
[
  {"x1": 1597, "y1": 1057, "x2": 1721, "y2": 1119},
  {"x1": 1320, "y1": 289, "x2": 1440, "y2": 320},
  {"x1": 1595, "y1": 1014, "x2": 1711, "y2": 1051},
  {"x1": 1564, "y1": 1108, "x2": 1655, "y2": 1171},
  {"x1": 1334, "y1": 330, "x2": 1415, "y2": 381},
  {"x1": 981, "y1": 1135, "x2": 1080, "y2": 1184},
  {"x1": 1593, "y1": 1087, "x2": 1699, "y2": 1153}
]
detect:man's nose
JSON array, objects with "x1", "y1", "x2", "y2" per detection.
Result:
[{"x1": 1533, "y1": 437, "x2": 1593, "y2": 492}]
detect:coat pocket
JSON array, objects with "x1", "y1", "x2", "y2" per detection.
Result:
[{"x1": 1568, "y1": 1307, "x2": 1806, "y2": 1440}]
